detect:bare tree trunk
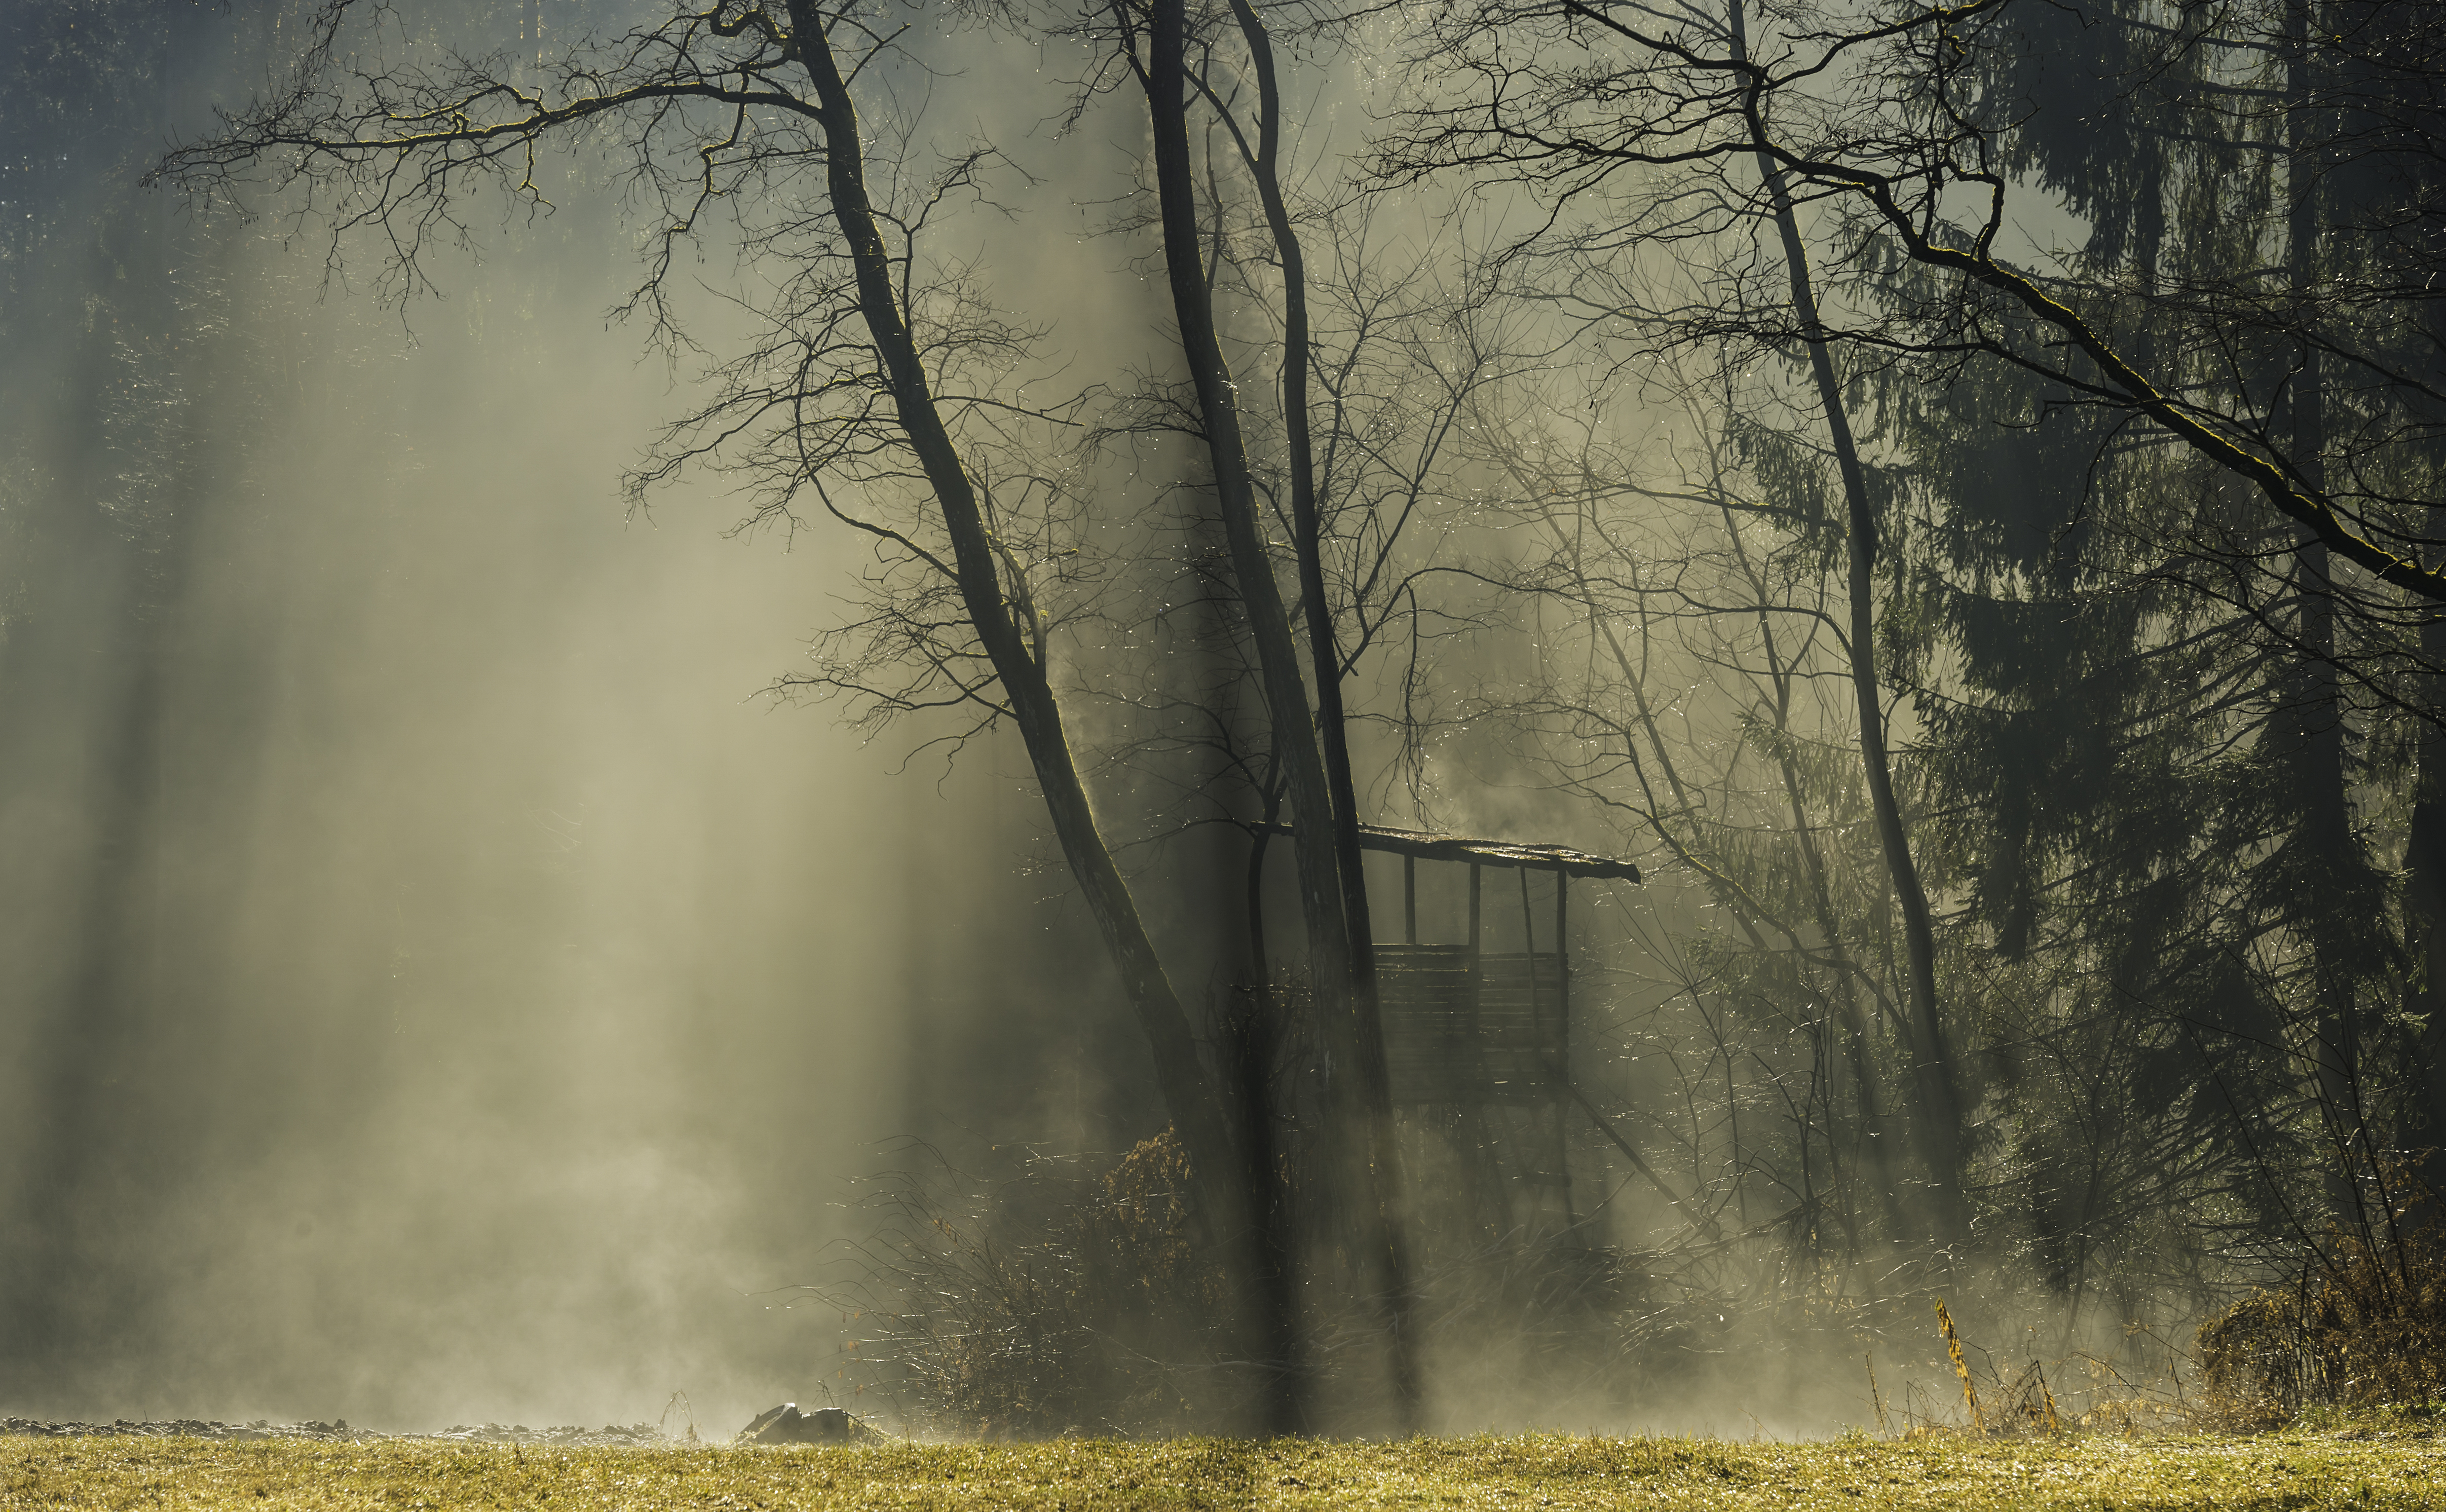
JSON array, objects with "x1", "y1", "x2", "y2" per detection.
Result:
[
  {"x1": 1141, "y1": 0, "x2": 1419, "y2": 1425},
  {"x1": 1236, "y1": 773, "x2": 1310, "y2": 1432},
  {"x1": 2409, "y1": 577, "x2": 2446, "y2": 1205},
  {"x1": 786, "y1": 2, "x2": 1233, "y2": 1201},
  {"x1": 1224, "y1": 970, "x2": 1304, "y2": 1434},
  {"x1": 1213, "y1": 0, "x2": 1419, "y2": 1419},
  {"x1": 1730, "y1": 0, "x2": 1968, "y2": 1244},
  {"x1": 1214, "y1": 0, "x2": 1377, "y2": 1017},
  {"x1": 2281, "y1": 0, "x2": 2385, "y2": 1242}
]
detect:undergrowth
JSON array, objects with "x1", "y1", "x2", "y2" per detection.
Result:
[
  {"x1": 828, "y1": 1129, "x2": 1255, "y2": 1437},
  {"x1": 2197, "y1": 1213, "x2": 2446, "y2": 1429},
  {"x1": 816, "y1": 1126, "x2": 2218, "y2": 1441}
]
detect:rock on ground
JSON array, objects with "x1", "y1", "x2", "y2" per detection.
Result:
[{"x1": 736, "y1": 1404, "x2": 871, "y2": 1444}]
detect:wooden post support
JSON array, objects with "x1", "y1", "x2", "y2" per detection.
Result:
[
  {"x1": 1404, "y1": 854, "x2": 1417, "y2": 945},
  {"x1": 1467, "y1": 864, "x2": 1482, "y2": 959},
  {"x1": 1557, "y1": 868, "x2": 1575, "y2": 1226},
  {"x1": 1556, "y1": 871, "x2": 1570, "y2": 1039},
  {"x1": 1519, "y1": 865, "x2": 1539, "y2": 1022}
]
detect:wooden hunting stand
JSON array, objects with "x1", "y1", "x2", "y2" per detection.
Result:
[{"x1": 1264, "y1": 822, "x2": 1642, "y2": 1237}]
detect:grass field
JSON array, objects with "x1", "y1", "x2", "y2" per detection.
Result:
[{"x1": 5, "y1": 1430, "x2": 2443, "y2": 1509}]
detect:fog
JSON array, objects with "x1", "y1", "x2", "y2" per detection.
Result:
[
  {"x1": 6, "y1": 0, "x2": 2369, "y2": 1444},
  {"x1": 0, "y1": 19, "x2": 1173, "y2": 1432}
]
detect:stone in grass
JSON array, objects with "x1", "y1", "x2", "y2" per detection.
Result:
[{"x1": 737, "y1": 1404, "x2": 856, "y2": 1444}]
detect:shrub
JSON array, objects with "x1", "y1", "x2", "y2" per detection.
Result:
[
  {"x1": 859, "y1": 1128, "x2": 1247, "y2": 1437},
  {"x1": 2196, "y1": 1216, "x2": 2446, "y2": 1428}
]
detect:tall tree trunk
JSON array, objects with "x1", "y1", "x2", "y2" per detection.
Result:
[
  {"x1": 1730, "y1": 0, "x2": 1969, "y2": 1245},
  {"x1": 1213, "y1": 0, "x2": 1418, "y2": 1415},
  {"x1": 785, "y1": 2, "x2": 1233, "y2": 1204},
  {"x1": 1214, "y1": 0, "x2": 1379, "y2": 1025},
  {"x1": 1217, "y1": 0, "x2": 1394, "y2": 1205},
  {"x1": 2284, "y1": 0, "x2": 2375, "y2": 1235},
  {"x1": 2412, "y1": 16, "x2": 2446, "y2": 1205},
  {"x1": 1238, "y1": 775, "x2": 1306, "y2": 1432},
  {"x1": 2409, "y1": 555, "x2": 2446, "y2": 1204},
  {"x1": 1224, "y1": 964, "x2": 1304, "y2": 1434},
  {"x1": 1141, "y1": 0, "x2": 1419, "y2": 1425}
]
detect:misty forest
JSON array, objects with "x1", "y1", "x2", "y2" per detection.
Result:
[{"x1": 4, "y1": 0, "x2": 2444, "y2": 1447}]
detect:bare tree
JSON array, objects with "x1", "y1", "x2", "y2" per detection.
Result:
[{"x1": 152, "y1": 0, "x2": 1240, "y2": 1206}]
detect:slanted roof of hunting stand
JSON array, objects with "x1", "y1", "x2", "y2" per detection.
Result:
[{"x1": 1255, "y1": 821, "x2": 1641, "y2": 882}]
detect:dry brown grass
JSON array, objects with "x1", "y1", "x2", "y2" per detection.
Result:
[{"x1": 10, "y1": 1429, "x2": 2446, "y2": 1509}]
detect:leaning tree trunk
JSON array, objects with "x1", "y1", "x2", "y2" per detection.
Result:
[
  {"x1": 1214, "y1": 0, "x2": 1420, "y2": 1419},
  {"x1": 786, "y1": 0, "x2": 1234, "y2": 1202}
]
